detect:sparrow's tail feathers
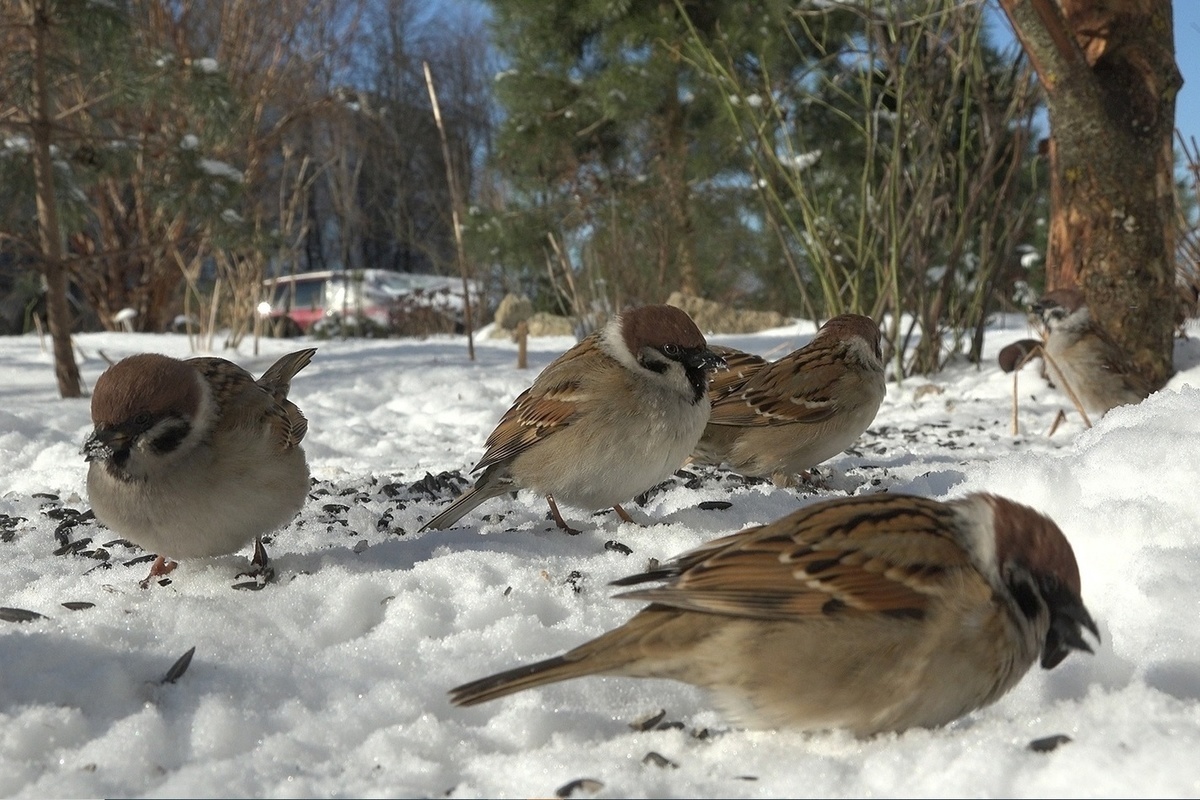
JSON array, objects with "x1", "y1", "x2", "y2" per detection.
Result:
[
  {"x1": 259, "y1": 348, "x2": 317, "y2": 396},
  {"x1": 420, "y1": 482, "x2": 507, "y2": 532},
  {"x1": 448, "y1": 651, "x2": 602, "y2": 707}
]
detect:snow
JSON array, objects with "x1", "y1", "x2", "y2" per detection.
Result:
[
  {"x1": 198, "y1": 158, "x2": 244, "y2": 183},
  {"x1": 1, "y1": 315, "x2": 1199, "y2": 798}
]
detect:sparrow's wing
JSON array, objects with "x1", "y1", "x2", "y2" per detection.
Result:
[
  {"x1": 707, "y1": 339, "x2": 844, "y2": 427},
  {"x1": 613, "y1": 493, "x2": 983, "y2": 621},
  {"x1": 472, "y1": 333, "x2": 609, "y2": 472},
  {"x1": 189, "y1": 354, "x2": 309, "y2": 449},
  {"x1": 705, "y1": 345, "x2": 768, "y2": 405}
]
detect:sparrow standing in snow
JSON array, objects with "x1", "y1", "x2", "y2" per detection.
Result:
[
  {"x1": 83, "y1": 348, "x2": 315, "y2": 586},
  {"x1": 421, "y1": 304, "x2": 726, "y2": 534},
  {"x1": 692, "y1": 314, "x2": 885, "y2": 486},
  {"x1": 1033, "y1": 288, "x2": 1152, "y2": 417},
  {"x1": 450, "y1": 492, "x2": 1099, "y2": 736}
]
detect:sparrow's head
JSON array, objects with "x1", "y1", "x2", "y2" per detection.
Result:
[
  {"x1": 615, "y1": 304, "x2": 727, "y2": 404},
  {"x1": 978, "y1": 494, "x2": 1100, "y2": 670},
  {"x1": 83, "y1": 354, "x2": 207, "y2": 479},
  {"x1": 817, "y1": 313, "x2": 883, "y2": 364},
  {"x1": 1033, "y1": 288, "x2": 1087, "y2": 332}
]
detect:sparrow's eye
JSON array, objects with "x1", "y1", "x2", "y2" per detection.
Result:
[
  {"x1": 661, "y1": 344, "x2": 682, "y2": 359},
  {"x1": 133, "y1": 412, "x2": 152, "y2": 427}
]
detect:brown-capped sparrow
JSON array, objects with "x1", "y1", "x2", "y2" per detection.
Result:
[
  {"x1": 450, "y1": 492, "x2": 1099, "y2": 736},
  {"x1": 83, "y1": 348, "x2": 315, "y2": 586},
  {"x1": 1034, "y1": 288, "x2": 1151, "y2": 417},
  {"x1": 421, "y1": 304, "x2": 726, "y2": 534},
  {"x1": 691, "y1": 314, "x2": 885, "y2": 486}
]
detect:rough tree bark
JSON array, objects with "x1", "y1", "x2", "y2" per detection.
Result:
[
  {"x1": 999, "y1": 0, "x2": 1181, "y2": 390},
  {"x1": 28, "y1": 0, "x2": 83, "y2": 398}
]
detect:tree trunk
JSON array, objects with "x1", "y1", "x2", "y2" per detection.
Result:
[
  {"x1": 28, "y1": 0, "x2": 83, "y2": 398},
  {"x1": 658, "y1": 68, "x2": 699, "y2": 297},
  {"x1": 999, "y1": 0, "x2": 1180, "y2": 390}
]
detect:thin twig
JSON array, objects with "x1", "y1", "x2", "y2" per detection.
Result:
[
  {"x1": 424, "y1": 61, "x2": 475, "y2": 361},
  {"x1": 1039, "y1": 347, "x2": 1093, "y2": 429}
]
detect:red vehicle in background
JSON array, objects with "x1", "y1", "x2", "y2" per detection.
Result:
[{"x1": 258, "y1": 270, "x2": 479, "y2": 336}]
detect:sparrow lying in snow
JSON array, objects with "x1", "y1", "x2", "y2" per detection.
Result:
[
  {"x1": 450, "y1": 492, "x2": 1098, "y2": 736},
  {"x1": 1033, "y1": 288, "x2": 1152, "y2": 418},
  {"x1": 691, "y1": 314, "x2": 885, "y2": 487},
  {"x1": 421, "y1": 304, "x2": 726, "y2": 534},
  {"x1": 83, "y1": 348, "x2": 315, "y2": 586}
]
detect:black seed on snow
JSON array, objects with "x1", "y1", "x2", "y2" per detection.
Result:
[
  {"x1": 629, "y1": 708, "x2": 667, "y2": 731},
  {"x1": 554, "y1": 778, "x2": 604, "y2": 798},
  {"x1": 161, "y1": 646, "x2": 196, "y2": 684},
  {"x1": 231, "y1": 581, "x2": 266, "y2": 591},
  {"x1": 77, "y1": 509, "x2": 95, "y2": 523},
  {"x1": 642, "y1": 751, "x2": 678, "y2": 769},
  {"x1": 691, "y1": 727, "x2": 710, "y2": 740},
  {"x1": 604, "y1": 540, "x2": 632, "y2": 555},
  {"x1": 322, "y1": 503, "x2": 350, "y2": 514},
  {"x1": 503, "y1": 586, "x2": 512, "y2": 596},
  {"x1": 124, "y1": 554, "x2": 157, "y2": 567},
  {"x1": 562, "y1": 571, "x2": 584, "y2": 593},
  {"x1": 656, "y1": 721, "x2": 685, "y2": 731},
  {"x1": 1028, "y1": 734, "x2": 1072, "y2": 753},
  {"x1": 32, "y1": 492, "x2": 59, "y2": 501},
  {"x1": 62, "y1": 601, "x2": 95, "y2": 611},
  {"x1": 0, "y1": 607, "x2": 46, "y2": 623},
  {"x1": 53, "y1": 538, "x2": 92, "y2": 556},
  {"x1": 698, "y1": 501, "x2": 732, "y2": 511},
  {"x1": 102, "y1": 539, "x2": 135, "y2": 548}
]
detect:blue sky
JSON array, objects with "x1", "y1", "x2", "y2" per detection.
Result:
[{"x1": 1175, "y1": 2, "x2": 1200, "y2": 148}]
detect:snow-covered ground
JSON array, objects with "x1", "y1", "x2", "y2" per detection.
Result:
[{"x1": 1, "y1": 314, "x2": 1199, "y2": 798}]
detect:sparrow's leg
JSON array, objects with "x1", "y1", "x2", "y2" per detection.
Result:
[
  {"x1": 545, "y1": 496, "x2": 581, "y2": 535},
  {"x1": 612, "y1": 504, "x2": 637, "y2": 525},
  {"x1": 139, "y1": 555, "x2": 178, "y2": 589}
]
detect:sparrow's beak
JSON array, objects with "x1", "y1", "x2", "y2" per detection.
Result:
[
  {"x1": 82, "y1": 428, "x2": 130, "y2": 462},
  {"x1": 686, "y1": 348, "x2": 727, "y2": 373},
  {"x1": 1039, "y1": 580, "x2": 1101, "y2": 669}
]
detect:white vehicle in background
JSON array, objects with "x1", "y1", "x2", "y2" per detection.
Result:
[{"x1": 259, "y1": 269, "x2": 481, "y2": 336}]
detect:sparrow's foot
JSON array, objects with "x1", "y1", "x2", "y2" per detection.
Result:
[
  {"x1": 139, "y1": 555, "x2": 178, "y2": 589},
  {"x1": 546, "y1": 495, "x2": 581, "y2": 535}
]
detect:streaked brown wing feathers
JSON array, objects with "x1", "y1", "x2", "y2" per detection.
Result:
[
  {"x1": 472, "y1": 334, "x2": 605, "y2": 472},
  {"x1": 708, "y1": 347, "x2": 844, "y2": 426},
  {"x1": 616, "y1": 495, "x2": 977, "y2": 621}
]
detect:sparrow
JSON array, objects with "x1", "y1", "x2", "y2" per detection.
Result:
[
  {"x1": 449, "y1": 492, "x2": 1099, "y2": 736},
  {"x1": 691, "y1": 314, "x2": 886, "y2": 487},
  {"x1": 421, "y1": 304, "x2": 726, "y2": 534},
  {"x1": 83, "y1": 348, "x2": 315, "y2": 586},
  {"x1": 1034, "y1": 288, "x2": 1152, "y2": 417}
]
